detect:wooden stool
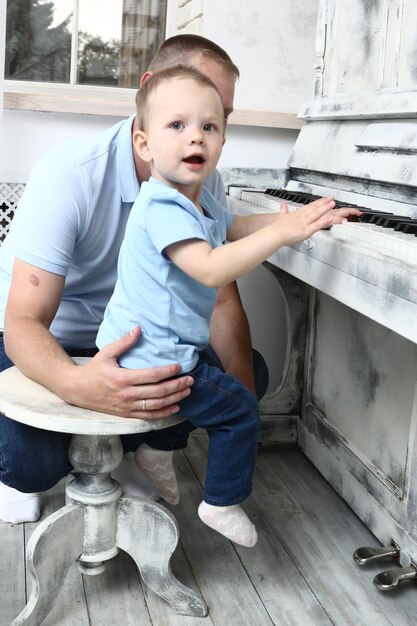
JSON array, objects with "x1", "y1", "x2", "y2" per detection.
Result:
[{"x1": 0, "y1": 359, "x2": 207, "y2": 625}]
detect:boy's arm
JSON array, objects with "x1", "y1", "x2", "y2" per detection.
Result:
[
  {"x1": 166, "y1": 198, "x2": 336, "y2": 287},
  {"x1": 166, "y1": 198, "x2": 361, "y2": 288}
]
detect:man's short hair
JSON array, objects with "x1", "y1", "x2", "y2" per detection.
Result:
[
  {"x1": 136, "y1": 65, "x2": 224, "y2": 132},
  {"x1": 148, "y1": 34, "x2": 239, "y2": 81}
]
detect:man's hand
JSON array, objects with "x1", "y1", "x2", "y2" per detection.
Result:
[
  {"x1": 5, "y1": 262, "x2": 193, "y2": 420},
  {"x1": 67, "y1": 326, "x2": 193, "y2": 419}
]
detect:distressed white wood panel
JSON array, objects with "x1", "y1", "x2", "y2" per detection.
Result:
[
  {"x1": 200, "y1": 0, "x2": 319, "y2": 114},
  {"x1": 396, "y1": 0, "x2": 417, "y2": 87},
  {"x1": 308, "y1": 293, "x2": 417, "y2": 495},
  {"x1": 299, "y1": 289, "x2": 417, "y2": 568},
  {"x1": 289, "y1": 118, "x2": 417, "y2": 191},
  {"x1": 319, "y1": 0, "x2": 417, "y2": 97},
  {"x1": 322, "y1": 0, "x2": 388, "y2": 96},
  {"x1": 300, "y1": 88, "x2": 417, "y2": 121}
]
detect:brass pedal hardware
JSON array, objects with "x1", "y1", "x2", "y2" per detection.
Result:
[
  {"x1": 353, "y1": 545, "x2": 399, "y2": 565},
  {"x1": 373, "y1": 565, "x2": 417, "y2": 591}
]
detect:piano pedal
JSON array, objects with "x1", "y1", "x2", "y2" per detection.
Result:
[
  {"x1": 353, "y1": 543, "x2": 399, "y2": 565},
  {"x1": 373, "y1": 564, "x2": 417, "y2": 592}
]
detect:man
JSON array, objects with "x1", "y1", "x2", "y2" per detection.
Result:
[{"x1": 0, "y1": 35, "x2": 263, "y2": 524}]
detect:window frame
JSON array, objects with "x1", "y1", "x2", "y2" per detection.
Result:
[
  {"x1": 3, "y1": 81, "x2": 302, "y2": 129},
  {"x1": 1, "y1": 1, "x2": 302, "y2": 129},
  {"x1": 2, "y1": 0, "x2": 166, "y2": 115}
]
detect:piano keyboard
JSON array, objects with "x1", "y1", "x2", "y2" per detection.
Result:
[{"x1": 236, "y1": 188, "x2": 417, "y2": 266}]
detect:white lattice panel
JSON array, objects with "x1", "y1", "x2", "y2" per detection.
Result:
[{"x1": 0, "y1": 182, "x2": 25, "y2": 243}]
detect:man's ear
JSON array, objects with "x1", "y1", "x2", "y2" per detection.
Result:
[
  {"x1": 139, "y1": 70, "x2": 153, "y2": 88},
  {"x1": 133, "y1": 129, "x2": 153, "y2": 162}
]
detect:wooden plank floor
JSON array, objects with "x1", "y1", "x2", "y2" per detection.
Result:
[{"x1": 2, "y1": 436, "x2": 417, "y2": 626}]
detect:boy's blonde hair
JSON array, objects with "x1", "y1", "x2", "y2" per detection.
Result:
[
  {"x1": 136, "y1": 65, "x2": 224, "y2": 132},
  {"x1": 149, "y1": 34, "x2": 239, "y2": 81}
]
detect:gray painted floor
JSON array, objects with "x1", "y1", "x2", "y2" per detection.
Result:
[{"x1": 2, "y1": 435, "x2": 417, "y2": 625}]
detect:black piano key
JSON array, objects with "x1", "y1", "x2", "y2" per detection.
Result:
[
  {"x1": 397, "y1": 222, "x2": 417, "y2": 234},
  {"x1": 265, "y1": 188, "x2": 320, "y2": 204},
  {"x1": 358, "y1": 212, "x2": 393, "y2": 224},
  {"x1": 381, "y1": 216, "x2": 415, "y2": 229},
  {"x1": 263, "y1": 189, "x2": 417, "y2": 236}
]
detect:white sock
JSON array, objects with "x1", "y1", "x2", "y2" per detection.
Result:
[
  {"x1": 134, "y1": 444, "x2": 179, "y2": 505},
  {"x1": 198, "y1": 501, "x2": 258, "y2": 547},
  {"x1": 112, "y1": 452, "x2": 159, "y2": 500},
  {"x1": 0, "y1": 483, "x2": 41, "y2": 524}
]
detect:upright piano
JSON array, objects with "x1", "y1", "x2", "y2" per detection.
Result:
[{"x1": 228, "y1": 0, "x2": 417, "y2": 585}]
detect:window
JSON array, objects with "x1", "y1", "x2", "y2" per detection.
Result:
[{"x1": 5, "y1": 0, "x2": 167, "y2": 89}]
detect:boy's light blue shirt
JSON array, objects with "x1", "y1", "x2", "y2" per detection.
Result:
[
  {"x1": 0, "y1": 116, "x2": 228, "y2": 348},
  {"x1": 96, "y1": 178, "x2": 234, "y2": 372}
]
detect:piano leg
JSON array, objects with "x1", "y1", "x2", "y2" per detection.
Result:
[{"x1": 258, "y1": 263, "x2": 310, "y2": 442}]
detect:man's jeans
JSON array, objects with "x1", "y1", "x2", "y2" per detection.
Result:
[{"x1": 0, "y1": 337, "x2": 268, "y2": 503}]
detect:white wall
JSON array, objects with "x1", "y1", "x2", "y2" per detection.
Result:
[
  {"x1": 168, "y1": 0, "x2": 319, "y2": 114},
  {"x1": 0, "y1": 108, "x2": 298, "y2": 183}
]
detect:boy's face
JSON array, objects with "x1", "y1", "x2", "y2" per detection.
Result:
[{"x1": 134, "y1": 77, "x2": 225, "y2": 198}]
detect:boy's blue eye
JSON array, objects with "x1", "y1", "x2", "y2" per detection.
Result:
[
  {"x1": 203, "y1": 123, "x2": 214, "y2": 132},
  {"x1": 170, "y1": 121, "x2": 183, "y2": 130}
]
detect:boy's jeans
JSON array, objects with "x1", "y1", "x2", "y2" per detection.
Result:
[
  {"x1": 143, "y1": 348, "x2": 260, "y2": 505},
  {"x1": 0, "y1": 337, "x2": 268, "y2": 501}
]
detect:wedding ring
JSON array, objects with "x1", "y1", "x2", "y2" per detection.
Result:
[{"x1": 142, "y1": 399, "x2": 146, "y2": 411}]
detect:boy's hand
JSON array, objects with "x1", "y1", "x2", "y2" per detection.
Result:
[{"x1": 276, "y1": 198, "x2": 361, "y2": 245}]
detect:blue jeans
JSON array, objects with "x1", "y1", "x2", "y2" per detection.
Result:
[
  {"x1": 142, "y1": 348, "x2": 260, "y2": 505},
  {"x1": 0, "y1": 336, "x2": 268, "y2": 500}
]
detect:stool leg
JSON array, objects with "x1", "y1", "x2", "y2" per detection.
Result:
[
  {"x1": 68, "y1": 433, "x2": 123, "y2": 574},
  {"x1": 11, "y1": 504, "x2": 83, "y2": 626},
  {"x1": 116, "y1": 496, "x2": 207, "y2": 617}
]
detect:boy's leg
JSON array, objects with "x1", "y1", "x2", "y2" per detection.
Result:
[
  {"x1": 119, "y1": 347, "x2": 267, "y2": 508},
  {"x1": 177, "y1": 362, "x2": 260, "y2": 506},
  {"x1": 138, "y1": 361, "x2": 260, "y2": 545},
  {"x1": 134, "y1": 445, "x2": 179, "y2": 504}
]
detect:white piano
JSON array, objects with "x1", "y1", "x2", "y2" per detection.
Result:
[{"x1": 229, "y1": 0, "x2": 417, "y2": 588}]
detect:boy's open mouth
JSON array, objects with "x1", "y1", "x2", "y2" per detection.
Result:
[{"x1": 183, "y1": 155, "x2": 205, "y2": 164}]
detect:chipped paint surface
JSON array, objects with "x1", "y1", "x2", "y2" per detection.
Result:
[
  {"x1": 225, "y1": 0, "x2": 417, "y2": 573},
  {"x1": 308, "y1": 292, "x2": 417, "y2": 491}
]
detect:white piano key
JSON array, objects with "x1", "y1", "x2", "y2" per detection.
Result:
[
  {"x1": 331, "y1": 222, "x2": 417, "y2": 265},
  {"x1": 241, "y1": 190, "x2": 282, "y2": 212}
]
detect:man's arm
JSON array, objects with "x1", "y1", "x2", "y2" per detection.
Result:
[
  {"x1": 4, "y1": 259, "x2": 193, "y2": 418},
  {"x1": 209, "y1": 282, "x2": 255, "y2": 395}
]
